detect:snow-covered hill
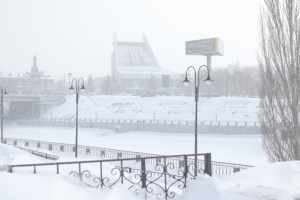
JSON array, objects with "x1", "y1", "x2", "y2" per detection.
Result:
[{"x1": 43, "y1": 95, "x2": 260, "y2": 122}]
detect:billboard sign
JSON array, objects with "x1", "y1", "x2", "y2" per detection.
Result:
[{"x1": 186, "y1": 38, "x2": 224, "y2": 56}]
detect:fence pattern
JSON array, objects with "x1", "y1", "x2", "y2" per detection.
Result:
[
  {"x1": 6, "y1": 153, "x2": 210, "y2": 200},
  {"x1": 3, "y1": 137, "x2": 253, "y2": 176}
]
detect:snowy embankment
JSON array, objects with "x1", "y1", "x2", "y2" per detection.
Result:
[
  {"x1": 5, "y1": 124, "x2": 264, "y2": 165},
  {"x1": 42, "y1": 96, "x2": 260, "y2": 122},
  {"x1": 1, "y1": 143, "x2": 300, "y2": 200}
]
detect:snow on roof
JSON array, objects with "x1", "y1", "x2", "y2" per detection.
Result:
[
  {"x1": 116, "y1": 66, "x2": 175, "y2": 75},
  {"x1": 114, "y1": 34, "x2": 178, "y2": 75},
  {"x1": 115, "y1": 42, "x2": 159, "y2": 67}
]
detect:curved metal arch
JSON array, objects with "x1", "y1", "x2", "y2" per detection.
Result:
[
  {"x1": 70, "y1": 78, "x2": 78, "y2": 91},
  {"x1": 78, "y1": 78, "x2": 85, "y2": 90},
  {"x1": 184, "y1": 66, "x2": 197, "y2": 87},
  {"x1": 197, "y1": 65, "x2": 210, "y2": 85},
  {"x1": 185, "y1": 65, "x2": 211, "y2": 88},
  {"x1": 70, "y1": 78, "x2": 85, "y2": 92}
]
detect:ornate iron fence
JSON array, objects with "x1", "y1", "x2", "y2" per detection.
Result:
[
  {"x1": 3, "y1": 138, "x2": 253, "y2": 176},
  {"x1": 6, "y1": 153, "x2": 210, "y2": 200}
]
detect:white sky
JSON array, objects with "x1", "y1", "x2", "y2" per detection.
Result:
[{"x1": 0, "y1": 0, "x2": 262, "y2": 80}]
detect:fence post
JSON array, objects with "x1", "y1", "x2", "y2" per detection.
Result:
[
  {"x1": 141, "y1": 158, "x2": 146, "y2": 188},
  {"x1": 164, "y1": 157, "x2": 167, "y2": 200},
  {"x1": 100, "y1": 162, "x2": 103, "y2": 188},
  {"x1": 79, "y1": 163, "x2": 81, "y2": 176},
  {"x1": 204, "y1": 153, "x2": 212, "y2": 176},
  {"x1": 184, "y1": 155, "x2": 188, "y2": 188},
  {"x1": 120, "y1": 160, "x2": 124, "y2": 184}
]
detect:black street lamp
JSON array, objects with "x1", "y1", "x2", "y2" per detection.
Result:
[
  {"x1": 1, "y1": 86, "x2": 7, "y2": 143},
  {"x1": 69, "y1": 78, "x2": 85, "y2": 158},
  {"x1": 183, "y1": 65, "x2": 212, "y2": 177}
]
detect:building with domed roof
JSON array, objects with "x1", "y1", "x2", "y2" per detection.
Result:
[{"x1": 0, "y1": 56, "x2": 55, "y2": 94}]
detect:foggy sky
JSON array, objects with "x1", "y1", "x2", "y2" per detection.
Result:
[{"x1": 0, "y1": 0, "x2": 261, "y2": 80}]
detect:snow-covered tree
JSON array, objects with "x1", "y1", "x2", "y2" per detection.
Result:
[
  {"x1": 86, "y1": 75, "x2": 95, "y2": 94},
  {"x1": 258, "y1": 0, "x2": 300, "y2": 161}
]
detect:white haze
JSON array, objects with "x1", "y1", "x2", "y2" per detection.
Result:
[{"x1": 0, "y1": 0, "x2": 261, "y2": 79}]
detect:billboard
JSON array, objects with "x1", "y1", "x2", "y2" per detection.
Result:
[{"x1": 185, "y1": 38, "x2": 224, "y2": 56}]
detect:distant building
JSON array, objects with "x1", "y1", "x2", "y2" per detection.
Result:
[
  {"x1": 0, "y1": 56, "x2": 55, "y2": 94},
  {"x1": 111, "y1": 34, "x2": 180, "y2": 95},
  {"x1": 94, "y1": 76, "x2": 107, "y2": 94}
]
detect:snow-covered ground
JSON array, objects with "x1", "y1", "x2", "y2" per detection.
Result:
[
  {"x1": 4, "y1": 123, "x2": 265, "y2": 165},
  {"x1": 42, "y1": 96, "x2": 260, "y2": 122},
  {"x1": 1, "y1": 143, "x2": 299, "y2": 200},
  {"x1": 1, "y1": 96, "x2": 299, "y2": 199}
]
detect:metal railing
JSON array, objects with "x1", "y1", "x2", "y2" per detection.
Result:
[
  {"x1": 6, "y1": 153, "x2": 211, "y2": 200},
  {"x1": 3, "y1": 138, "x2": 253, "y2": 176},
  {"x1": 19, "y1": 118, "x2": 260, "y2": 127},
  {"x1": 16, "y1": 146, "x2": 59, "y2": 160}
]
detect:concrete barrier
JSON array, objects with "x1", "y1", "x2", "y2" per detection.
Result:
[{"x1": 17, "y1": 119, "x2": 261, "y2": 135}]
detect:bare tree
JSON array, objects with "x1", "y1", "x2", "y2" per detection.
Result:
[{"x1": 258, "y1": 0, "x2": 300, "y2": 162}]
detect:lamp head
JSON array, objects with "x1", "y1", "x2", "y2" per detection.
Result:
[
  {"x1": 183, "y1": 77, "x2": 190, "y2": 86},
  {"x1": 69, "y1": 85, "x2": 74, "y2": 92},
  {"x1": 204, "y1": 74, "x2": 213, "y2": 85},
  {"x1": 80, "y1": 85, "x2": 85, "y2": 92}
]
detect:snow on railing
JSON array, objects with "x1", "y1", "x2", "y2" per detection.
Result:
[
  {"x1": 3, "y1": 138, "x2": 253, "y2": 176},
  {"x1": 19, "y1": 118, "x2": 261, "y2": 127},
  {"x1": 5, "y1": 153, "x2": 211, "y2": 200},
  {"x1": 15, "y1": 146, "x2": 59, "y2": 160}
]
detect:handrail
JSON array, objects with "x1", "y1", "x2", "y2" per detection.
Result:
[
  {"x1": 8, "y1": 153, "x2": 207, "y2": 168},
  {"x1": 15, "y1": 146, "x2": 59, "y2": 160},
  {"x1": 5, "y1": 153, "x2": 211, "y2": 199},
  {"x1": 18, "y1": 118, "x2": 260, "y2": 126},
  {"x1": 3, "y1": 137, "x2": 253, "y2": 176}
]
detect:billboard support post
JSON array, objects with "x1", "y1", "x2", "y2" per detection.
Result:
[{"x1": 206, "y1": 55, "x2": 212, "y2": 98}]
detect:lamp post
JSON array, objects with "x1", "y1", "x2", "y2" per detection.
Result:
[
  {"x1": 1, "y1": 86, "x2": 7, "y2": 143},
  {"x1": 183, "y1": 65, "x2": 212, "y2": 177},
  {"x1": 69, "y1": 78, "x2": 85, "y2": 158}
]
